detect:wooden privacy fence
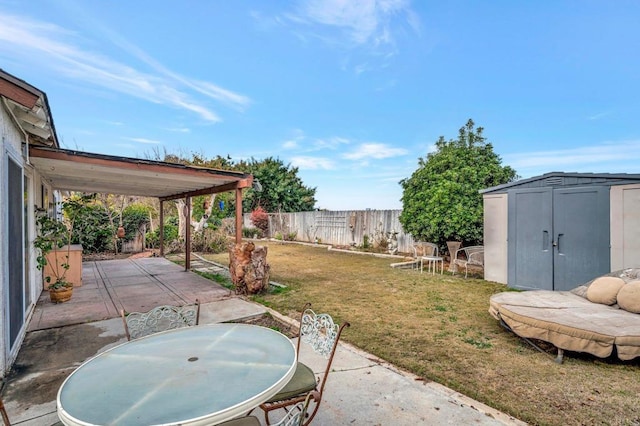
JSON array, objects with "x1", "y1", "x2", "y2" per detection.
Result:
[{"x1": 243, "y1": 210, "x2": 417, "y2": 254}]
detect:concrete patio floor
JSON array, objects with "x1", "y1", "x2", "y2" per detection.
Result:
[{"x1": 2, "y1": 257, "x2": 526, "y2": 425}]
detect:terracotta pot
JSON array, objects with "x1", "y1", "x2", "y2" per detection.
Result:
[{"x1": 49, "y1": 286, "x2": 73, "y2": 303}]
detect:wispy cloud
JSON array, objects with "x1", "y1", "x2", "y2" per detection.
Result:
[
  {"x1": 588, "y1": 111, "x2": 612, "y2": 121},
  {"x1": 124, "y1": 137, "x2": 162, "y2": 144},
  {"x1": 313, "y1": 136, "x2": 351, "y2": 150},
  {"x1": 293, "y1": 0, "x2": 413, "y2": 47},
  {"x1": 354, "y1": 62, "x2": 371, "y2": 75},
  {"x1": 0, "y1": 12, "x2": 251, "y2": 122},
  {"x1": 343, "y1": 142, "x2": 408, "y2": 160},
  {"x1": 281, "y1": 0, "x2": 419, "y2": 64},
  {"x1": 504, "y1": 140, "x2": 640, "y2": 176},
  {"x1": 282, "y1": 128, "x2": 306, "y2": 149},
  {"x1": 165, "y1": 127, "x2": 191, "y2": 133},
  {"x1": 291, "y1": 156, "x2": 335, "y2": 170}
]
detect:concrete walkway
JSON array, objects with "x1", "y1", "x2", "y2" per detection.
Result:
[{"x1": 3, "y1": 257, "x2": 526, "y2": 425}]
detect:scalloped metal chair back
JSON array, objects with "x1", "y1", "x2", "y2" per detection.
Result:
[
  {"x1": 120, "y1": 300, "x2": 200, "y2": 341},
  {"x1": 260, "y1": 303, "x2": 349, "y2": 426}
]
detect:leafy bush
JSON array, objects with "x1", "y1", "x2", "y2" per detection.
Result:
[
  {"x1": 122, "y1": 203, "x2": 151, "y2": 240},
  {"x1": 68, "y1": 201, "x2": 113, "y2": 253},
  {"x1": 242, "y1": 227, "x2": 263, "y2": 238},
  {"x1": 192, "y1": 228, "x2": 230, "y2": 253},
  {"x1": 250, "y1": 206, "x2": 269, "y2": 234},
  {"x1": 146, "y1": 219, "x2": 179, "y2": 249}
]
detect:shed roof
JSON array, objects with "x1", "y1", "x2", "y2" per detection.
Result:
[{"x1": 481, "y1": 172, "x2": 640, "y2": 194}]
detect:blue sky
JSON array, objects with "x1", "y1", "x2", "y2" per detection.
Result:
[{"x1": 1, "y1": 1, "x2": 639, "y2": 210}]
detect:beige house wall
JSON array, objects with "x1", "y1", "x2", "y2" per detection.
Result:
[
  {"x1": 483, "y1": 193, "x2": 508, "y2": 284},
  {"x1": 610, "y1": 184, "x2": 640, "y2": 271}
]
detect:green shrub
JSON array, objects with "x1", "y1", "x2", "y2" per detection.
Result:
[
  {"x1": 122, "y1": 203, "x2": 151, "y2": 240},
  {"x1": 69, "y1": 202, "x2": 113, "y2": 253},
  {"x1": 192, "y1": 228, "x2": 230, "y2": 253},
  {"x1": 242, "y1": 227, "x2": 262, "y2": 238}
]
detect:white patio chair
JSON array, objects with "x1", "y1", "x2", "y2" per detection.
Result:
[
  {"x1": 452, "y1": 246, "x2": 484, "y2": 278},
  {"x1": 412, "y1": 242, "x2": 438, "y2": 269}
]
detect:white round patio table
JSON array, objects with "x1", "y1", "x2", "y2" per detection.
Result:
[{"x1": 57, "y1": 323, "x2": 297, "y2": 426}]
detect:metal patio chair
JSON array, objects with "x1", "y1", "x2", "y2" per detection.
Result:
[
  {"x1": 412, "y1": 242, "x2": 438, "y2": 269},
  {"x1": 452, "y1": 246, "x2": 484, "y2": 278},
  {"x1": 0, "y1": 397, "x2": 10, "y2": 426},
  {"x1": 218, "y1": 392, "x2": 315, "y2": 426},
  {"x1": 259, "y1": 304, "x2": 350, "y2": 426},
  {"x1": 120, "y1": 299, "x2": 200, "y2": 341}
]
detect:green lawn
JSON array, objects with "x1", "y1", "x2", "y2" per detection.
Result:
[{"x1": 205, "y1": 242, "x2": 640, "y2": 426}]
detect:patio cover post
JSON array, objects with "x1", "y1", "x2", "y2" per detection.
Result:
[
  {"x1": 185, "y1": 196, "x2": 191, "y2": 271},
  {"x1": 235, "y1": 188, "x2": 242, "y2": 244},
  {"x1": 159, "y1": 200, "x2": 164, "y2": 257}
]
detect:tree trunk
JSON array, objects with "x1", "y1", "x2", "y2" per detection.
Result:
[
  {"x1": 176, "y1": 199, "x2": 188, "y2": 241},
  {"x1": 229, "y1": 242, "x2": 270, "y2": 294},
  {"x1": 193, "y1": 194, "x2": 216, "y2": 234}
]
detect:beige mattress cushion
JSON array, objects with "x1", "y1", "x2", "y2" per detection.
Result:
[
  {"x1": 586, "y1": 276, "x2": 625, "y2": 305},
  {"x1": 617, "y1": 280, "x2": 640, "y2": 314},
  {"x1": 490, "y1": 290, "x2": 640, "y2": 360}
]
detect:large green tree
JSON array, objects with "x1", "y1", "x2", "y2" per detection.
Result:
[
  {"x1": 161, "y1": 151, "x2": 316, "y2": 214},
  {"x1": 239, "y1": 157, "x2": 316, "y2": 212},
  {"x1": 399, "y1": 119, "x2": 517, "y2": 248}
]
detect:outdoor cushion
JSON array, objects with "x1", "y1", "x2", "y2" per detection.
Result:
[
  {"x1": 490, "y1": 289, "x2": 640, "y2": 361},
  {"x1": 617, "y1": 280, "x2": 640, "y2": 314},
  {"x1": 266, "y1": 361, "x2": 317, "y2": 403},
  {"x1": 570, "y1": 285, "x2": 589, "y2": 299},
  {"x1": 586, "y1": 276, "x2": 625, "y2": 305}
]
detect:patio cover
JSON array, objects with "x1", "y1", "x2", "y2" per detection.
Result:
[
  {"x1": 29, "y1": 145, "x2": 253, "y2": 268},
  {"x1": 29, "y1": 145, "x2": 253, "y2": 200}
]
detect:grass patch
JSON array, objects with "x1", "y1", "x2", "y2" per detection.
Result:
[
  {"x1": 194, "y1": 271, "x2": 234, "y2": 289},
  {"x1": 203, "y1": 242, "x2": 640, "y2": 426}
]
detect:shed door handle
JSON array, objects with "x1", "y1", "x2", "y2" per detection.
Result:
[
  {"x1": 556, "y1": 234, "x2": 563, "y2": 254},
  {"x1": 543, "y1": 231, "x2": 550, "y2": 251}
]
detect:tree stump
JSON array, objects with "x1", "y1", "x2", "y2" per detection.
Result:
[{"x1": 229, "y1": 242, "x2": 270, "y2": 294}]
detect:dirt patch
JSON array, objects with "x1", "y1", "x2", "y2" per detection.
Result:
[{"x1": 236, "y1": 314, "x2": 298, "y2": 339}]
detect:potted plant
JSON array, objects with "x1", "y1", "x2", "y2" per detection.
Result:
[{"x1": 34, "y1": 195, "x2": 89, "y2": 303}]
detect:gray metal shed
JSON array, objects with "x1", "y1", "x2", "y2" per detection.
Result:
[{"x1": 481, "y1": 172, "x2": 640, "y2": 291}]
